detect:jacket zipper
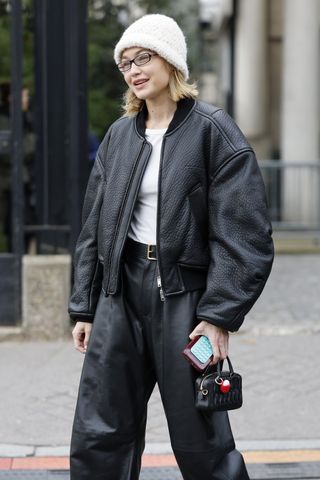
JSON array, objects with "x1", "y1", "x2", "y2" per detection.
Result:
[
  {"x1": 156, "y1": 137, "x2": 166, "y2": 302},
  {"x1": 106, "y1": 141, "x2": 148, "y2": 291}
]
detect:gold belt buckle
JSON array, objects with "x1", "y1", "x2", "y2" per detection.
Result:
[{"x1": 147, "y1": 244, "x2": 157, "y2": 261}]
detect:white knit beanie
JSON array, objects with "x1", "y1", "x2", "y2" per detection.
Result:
[{"x1": 114, "y1": 14, "x2": 189, "y2": 80}]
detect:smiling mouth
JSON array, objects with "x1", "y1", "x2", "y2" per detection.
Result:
[{"x1": 133, "y1": 79, "x2": 149, "y2": 86}]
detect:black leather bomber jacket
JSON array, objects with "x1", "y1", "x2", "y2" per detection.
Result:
[{"x1": 68, "y1": 98, "x2": 274, "y2": 332}]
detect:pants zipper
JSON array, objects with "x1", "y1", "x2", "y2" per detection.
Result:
[{"x1": 156, "y1": 264, "x2": 165, "y2": 302}]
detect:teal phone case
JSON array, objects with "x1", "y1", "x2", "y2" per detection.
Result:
[{"x1": 190, "y1": 336, "x2": 213, "y2": 363}]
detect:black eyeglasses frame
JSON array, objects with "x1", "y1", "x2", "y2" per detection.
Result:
[{"x1": 117, "y1": 52, "x2": 158, "y2": 72}]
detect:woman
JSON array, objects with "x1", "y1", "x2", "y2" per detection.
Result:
[{"x1": 69, "y1": 14, "x2": 274, "y2": 480}]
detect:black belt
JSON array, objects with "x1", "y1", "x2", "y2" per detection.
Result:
[{"x1": 124, "y1": 237, "x2": 157, "y2": 261}]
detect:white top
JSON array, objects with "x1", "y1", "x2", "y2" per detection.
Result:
[{"x1": 127, "y1": 128, "x2": 167, "y2": 244}]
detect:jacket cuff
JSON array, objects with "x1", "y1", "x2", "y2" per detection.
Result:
[{"x1": 69, "y1": 311, "x2": 95, "y2": 323}]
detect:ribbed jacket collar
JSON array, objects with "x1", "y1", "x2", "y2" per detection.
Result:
[{"x1": 135, "y1": 97, "x2": 196, "y2": 137}]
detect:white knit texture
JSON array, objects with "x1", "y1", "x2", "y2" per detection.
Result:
[{"x1": 114, "y1": 14, "x2": 189, "y2": 80}]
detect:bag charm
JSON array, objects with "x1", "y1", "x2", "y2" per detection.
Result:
[{"x1": 219, "y1": 378, "x2": 231, "y2": 393}]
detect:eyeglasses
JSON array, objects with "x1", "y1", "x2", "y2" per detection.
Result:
[{"x1": 117, "y1": 52, "x2": 157, "y2": 72}]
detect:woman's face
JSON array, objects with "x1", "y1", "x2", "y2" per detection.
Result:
[{"x1": 121, "y1": 47, "x2": 171, "y2": 101}]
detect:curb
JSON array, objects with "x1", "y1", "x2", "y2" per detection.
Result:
[
  {"x1": 1, "y1": 441, "x2": 320, "y2": 471},
  {"x1": 0, "y1": 439, "x2": 320, "y2": 458},
  {"x1": 2, "y1": 450, "x2": 320, "y2": 471},
  {"x1": 2, "y1": 440, "x2": 320, "y2": 458}
]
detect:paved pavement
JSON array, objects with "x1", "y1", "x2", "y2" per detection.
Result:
[
  {"x1": 0, "y1": 253, "x2": 320, "y2": 477},
  {"x1": 1, "y1": 333, "x2": 319, "y2": 452}
]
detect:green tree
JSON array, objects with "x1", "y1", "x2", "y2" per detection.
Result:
[
  {"x1": 136, "y1": 0, "x2": 172, "y2": 14},
  {"x1": 0, "y1": 0, "x2": 34, "y2": 89},
  {"x1": 87, "y1": 0, "x2": 124, "y2": 139},
  {"x1": 0, "y1": 0, "x2": 200, "y2": 141}
]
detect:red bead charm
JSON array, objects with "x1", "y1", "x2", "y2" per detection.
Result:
[{"x1": 219, "y1": 379, "x2": 231, "y2": 394}]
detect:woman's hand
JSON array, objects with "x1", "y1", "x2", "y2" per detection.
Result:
[
  {"x1": 189, "y1": 320, "x2": 229, "y2": 365},
  {"x1": 72, "y1": 321, "x2": 93, "y2": 354}
]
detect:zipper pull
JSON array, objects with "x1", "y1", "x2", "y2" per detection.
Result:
[{"x1": 157, "y1": 274, "x2": 165, "y2": 302}]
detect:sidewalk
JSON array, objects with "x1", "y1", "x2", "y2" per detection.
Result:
[
  {"x1": 1, "y1": 453, "x2": 320, "y2": 479},
  {"x1": 1, "y1": 254, "x2": 320, "y2": 478}
]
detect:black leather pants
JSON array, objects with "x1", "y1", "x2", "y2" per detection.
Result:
[{"x1": 70, "y1": 247, "x2": 250, "y2": 480}]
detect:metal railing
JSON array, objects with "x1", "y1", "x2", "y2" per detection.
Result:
[{"x1": 259, "y1": 160, "x2": 320, "y2": 231}]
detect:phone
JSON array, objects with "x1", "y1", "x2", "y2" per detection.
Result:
[{"x1": 182, "y1": 335, "x2": 213, "y2": 372}]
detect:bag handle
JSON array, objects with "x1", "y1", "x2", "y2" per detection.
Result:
[
  {"x1": 202, "y1": 356, "x2": 234, "y2": 376},
  {"x1": 217, "y1": 356, "x2": 234, "y2": 376},
  {"x1": 200, "y1": 356, "x2": 235, "y2": 391},
  {"x1": 203, "y1": 356, "x2": 235, "y2": 376}
]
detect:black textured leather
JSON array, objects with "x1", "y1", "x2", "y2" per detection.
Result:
[
  {"x1": 195, "y1": 357, "x2": 243, "y2": 411},
  {"x1": 70, "y1": 255, "x2": 250, "y2": 479},
  {"x1": 69, "y1": 98, "x2": 274, "y2": 331}
]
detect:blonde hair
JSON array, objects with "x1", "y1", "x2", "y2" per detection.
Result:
[{"x1": 121, "y1": 67, "x2": 198, "y2": 117}]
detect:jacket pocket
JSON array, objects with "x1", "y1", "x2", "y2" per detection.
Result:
[
  {"x1": 178, "y1": 262, "x2": 208, "y2": 292},
  {"x1": 188, "y1": 183, "x2": 207, "y2": 237}
]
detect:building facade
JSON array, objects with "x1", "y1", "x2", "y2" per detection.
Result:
[{"x1": 199, "y1": 0, "x2": 320, "y2": 227}]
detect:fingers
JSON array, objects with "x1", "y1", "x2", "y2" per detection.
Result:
[
  {"x1": 210, "y1": 335, "x2": 229, "y2": 365},
  {"x1": 189, "y1": 320, "x2": 206, "y2": 339},
  {"x1": 211, "y1": 330, "x2": 229, "y2": 364},
  {"x1": 189, "y1": 320, "x2": 229, "y2": 365},
  {"x1": 83, "y1": 326, "x2": 92, "y2": 353},
  {"x1": 72, "y1": 325, "x2": 85, "y2": 354},
  {"x1": 72, "y1": 322, "x2": 92, "y2": 354}
]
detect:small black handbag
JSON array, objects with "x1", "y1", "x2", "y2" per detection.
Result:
[{"x1": 195, "y1": 356, "x2": 242, "y2": 411}]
